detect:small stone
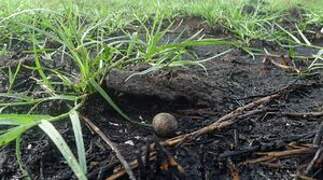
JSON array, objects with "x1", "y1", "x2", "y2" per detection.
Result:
[
  {"x1": 124, "y1": 140, "x2": 134, "y2": 146},
  {"x1": 27, "y1": 144, "x2": 32, "y2": 150},
  {"x1": 152, "y1": 113, "x2": 178, "y2": 137}
]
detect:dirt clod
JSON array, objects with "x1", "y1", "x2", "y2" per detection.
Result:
[{"x1": 105, "y1": 67, "x2": 224, "y2": 106}]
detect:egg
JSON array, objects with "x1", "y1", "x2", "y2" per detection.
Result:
[{"x1": 152, "y1": 113, "x2": 178, "y2": 137}]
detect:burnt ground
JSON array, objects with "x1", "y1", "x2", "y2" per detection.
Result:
[{"x1": 1, "y1": 16, "x2": 323, "y2": 180}]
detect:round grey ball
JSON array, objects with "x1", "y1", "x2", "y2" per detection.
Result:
[{"x1": 152, "y1": 113, "x2": 178, "y2": 137}]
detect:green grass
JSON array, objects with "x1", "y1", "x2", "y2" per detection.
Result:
[{"x1": 0, "y1": 0, "x2": 322, "y2": 179}]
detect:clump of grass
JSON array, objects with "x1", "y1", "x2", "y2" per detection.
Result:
[
  {"x1": 180, "y1": 0, "x2": 320, "y2": 44},
  {"x1": 0, "y1": 105, "x2": 87, "y2": 179},
  {"x1": 308, "y1": 50, "x2": 323, "y2": 72},
  {"x1": 121, "y1": 13, "x2": 234, "y2": 80},
  {"x1": 276, "y1": 23, "x2": 323, "y2": 74},
  {"x1": 0, "y1": 3, "x2": 233, "y2": 178},
  {"x1": 0, "y1": 2, "x2": 129, "y2": 178}
]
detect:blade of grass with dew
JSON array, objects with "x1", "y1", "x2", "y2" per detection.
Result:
[
  {"x1": 69, "y1": 110, "x2": 87, "y2": 174},
  {"x1": 38, "y1": 120, "x2": 87, "y2": 180}
]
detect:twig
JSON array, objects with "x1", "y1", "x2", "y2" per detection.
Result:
[
  {"x1": 303, "y1": 122, "x2": 323, "y2": 176},
  {"x1": 313, "y1": 122, "x2": 323, "y2": 146},
  {"x1": 228, "y1": 158, "x2": 240, "y2": 180},
  {"x1": 219, "y1": 146, "x2": 259, "y2": 159},
  {"x1": 282, "y1": 111, "x2": 323, "y2": 119},
  {"x1": 242, "y1": 146, "x2": 316, "y2": 165},
  {"x1": 294, "y1": 174, "x2": 317, "y2": 180},
  {"x1": 305, "y1": 147, "x2": 323, "y2": 175},
  {"x1": 263, "y1": 49, "x2": 300, "y2": 73},
  {"x1": 109, "y1": 152, "x2": 157, "y2": 180},
  {"x1": 81, "y1": 116, "x2": 136, "y2": 180},
  {"x1": 154, "y1": 138, "x2": 185, "y2": 175},
  {"x1": 267, "y1": 57, "x2": 297, "y2": 72}
]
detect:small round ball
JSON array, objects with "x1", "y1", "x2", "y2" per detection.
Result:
[{"x1": 152, "y1": 113, "x2": 178, "y2": 137}]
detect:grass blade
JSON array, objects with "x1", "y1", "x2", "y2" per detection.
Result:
[
  {"x1": 89, "y1": 79, "x2": 129, "y2": 121},
  {"x1": 16, "y1": 136, "x2": 32, "y2": 180},
  {"x1": 32, "y1": 40, "x2": 55, "y2": 94},
  {"x1": 0, "y1": 124, "x2": 34, "y2": 147},
  {"x1": 7, "y1": 61, "x2": 22, "y2": 93},
  {"x1": 69, "y1": 110, "x2": 87, "y2": 174},
  {"x1": 38, "y1": 120, "x2": 87, "y2": 180},
  {"x1": 296, "y1": 24, "x2": 311, "y2": 46},
  {"x1": 159, "y1": 39, "x2": 234, "y2": 50},
  {"x1": 275, "y1": 23, "x2": 301, "y2": 44},
  {"x1": 0, "y1": 114, "x2": 51, "y2": 125}
]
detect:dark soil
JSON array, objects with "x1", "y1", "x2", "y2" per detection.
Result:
[{"x1": 1, "y1": 16, "x2": 323, "y2": 180}]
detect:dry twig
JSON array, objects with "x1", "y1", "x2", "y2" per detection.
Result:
[
  {"x1": 242, "y1": 146, "x2": 316, "y2": 165},
  {"x1": 282, "y1": 111, "x2": 323, "y2": 118},
  {"x1": 228, "y1": 158, "x2": 240, "y2": 180},
  {"x1": 263, "y1": 49, "x2": 300, "y2": 73},
  {"x1": 82, "y1": 116, "x2": 136, "y2": 180},
  {"x1": 305, "y1": 147, "x2": 323, "y2": 175}
]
